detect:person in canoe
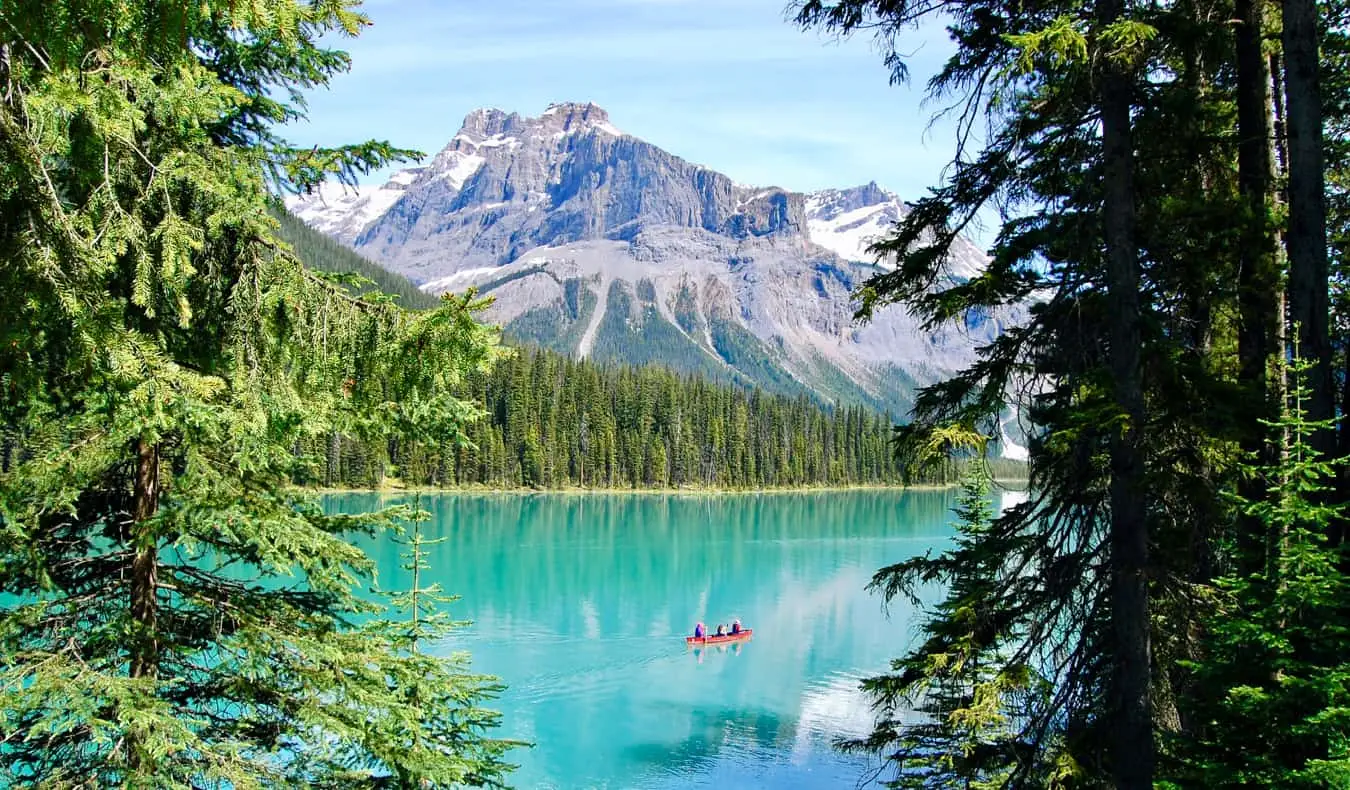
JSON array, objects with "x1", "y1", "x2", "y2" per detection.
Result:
[
  {"x1": 693, "y1": 622, "x2": 705, "y2": 639},
  {"x1": 715, "y1": 624, "x2": 727, "y2": 637},
  {"x1": 731, "y1": 618, "x2": 742, "y2": 635}
]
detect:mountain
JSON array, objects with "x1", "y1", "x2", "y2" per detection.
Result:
[{"x1": 287, "y1": 102, "x2": 1027, "y2": 457}]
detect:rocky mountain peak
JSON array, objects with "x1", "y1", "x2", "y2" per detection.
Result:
[
  {"x1": 538, "y1": 102, "x2": 619, "y2": 135},
  {"x1": 457, "y1": 107, "x2": 525, "y2": 140},
  {"x1": 334, "y1": 102, "x2": 821, "y2": 271},
  {"x1": 417, "y1": 103, "x2": 627, "y2": 194},
  {"x1": 288, "y1": 105, "x2": 961, "y2": 277},
  {"x1": 448, "y1": 102, "x2": 621, "y2": 150}
]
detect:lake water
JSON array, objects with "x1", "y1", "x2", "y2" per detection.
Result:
[{"x1": 322, "y1": 489, "x2": 1025, "y2": 789}]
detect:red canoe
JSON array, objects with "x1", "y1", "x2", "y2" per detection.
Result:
[{"x1": 685, "y1": 629, "x2": 752, "y2": 646}]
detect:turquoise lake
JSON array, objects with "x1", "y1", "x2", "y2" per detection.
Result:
[{"x1": 323, "y1": 489, "x2": 1027, "y2": 789}]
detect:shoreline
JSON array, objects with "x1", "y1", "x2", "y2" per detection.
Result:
[{"x1": 304, "y1": 479, "x2": 1030, "y2": 497}]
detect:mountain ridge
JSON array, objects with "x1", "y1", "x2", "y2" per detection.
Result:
[{"x1": 287, "y1": 102, "x2": 1027, "y2": 458}]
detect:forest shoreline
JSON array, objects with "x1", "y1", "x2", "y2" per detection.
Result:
[{"x1": 304, "y1": 478, "x2": 1030, "y2": 496}]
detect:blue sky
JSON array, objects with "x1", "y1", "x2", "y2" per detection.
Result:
[{"x1": 285, "y1": 0, "x2": 963, "y2": 200}]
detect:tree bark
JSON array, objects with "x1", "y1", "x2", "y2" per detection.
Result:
[
  {"x1": 1234, "y1": 0, "x2": 1285, "y2": 573},
  {"x1": 1271, "y1": 53, "x2": 1289, "y2": 177},
  {"x1": 1097, "y1": 0, "x2": 1153, "y2": 782},
  {"x1": 1282, "y1": 0, "x2": 1334, "y2": 455},
  {"x1": 127, "y1": 438, "x2": 160, "y2": 777},
  {"x1": 129, "y1": 439, "x2": 160, "y2": 680},
  {"x1": 1341, "y1": 339, "x2": 1350, "y2": 484},
  {"x1": 1269, "y1": 54, "x2": 1291, "y2": 499},
  {"x1": 1235, "y1": 0, "x2": 1279, "y2": 426}
]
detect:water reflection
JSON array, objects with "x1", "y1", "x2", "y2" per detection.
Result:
[
  {"x1": 323, "y1": 489, "x2": 1011, "y2": 789},
  {"x1": 690, "y1": 642, "x2": 745, "y2": 663}
]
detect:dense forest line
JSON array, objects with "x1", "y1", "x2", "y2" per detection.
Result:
[{"x1": 303, "y1": 346, "x2": 1029, "y2": 490}]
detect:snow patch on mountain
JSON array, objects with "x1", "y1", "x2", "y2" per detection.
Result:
[
  {"x1": 802, "y1": 183, "x2": 987, "y2": 281},
  {"x1": 455, "y1": 132, "x2": 521, "y2": 150},
  {"x1": 419, "y1": 266, "x2": 500, "y2": 293},
  {"x1": 427, "y1": 149, "x2": 485, "y2": 189},
  {"x1": 999, "y1": 406, "x2": 1030, "y2": 461},
  {"x1": 288, "y1": 168, "x2": 425, "y2": 243},
  {"x1": 805, "y1": 201, "x2": 899, "y2": 264}
]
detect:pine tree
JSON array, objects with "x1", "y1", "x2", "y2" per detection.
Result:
[
  {"x1": 793, "y1": 0, "x2": 1266, "y2": 781},
  {"x1": 1164, "y1": 354, "x2": 1350, "y2": 788},
  {"x1": 364, "y1": 495, "x2": 523, "y2": 788},
  {"x1": 843, "y1": 464, "x2": 1037, "y2": 788},
  {"x1": 520, "y1": 430, "x2": 544, "y2": 489},
  {"x1": 0, "y1": 1, "x2": 515, "y2": 785}
]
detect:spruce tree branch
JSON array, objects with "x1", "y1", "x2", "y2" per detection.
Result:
[{"x1": 0, "y1": 96, "x2": 90, "y2": 276}]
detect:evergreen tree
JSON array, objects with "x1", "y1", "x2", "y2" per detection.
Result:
[
  {"x1": 0, "y1": 1, "x2": 515, "y2": 785},
  {"x1": 792, "y1": 0, "x2": 1308, "y2": 782},
  {"x1": 843, "y1": 462, "x2": 1037, "y2": 787},
  {"x1": 1164, "y1": 355, "x2": 1350, "y2": 788},
  {"x1": 365, "y1": 496, "x2": 523, "y2": 788},
  {"x1": 519, "y1": 430, "x2": 544, "y2": 489}
]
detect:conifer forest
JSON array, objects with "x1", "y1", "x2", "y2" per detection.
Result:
[
  {"x1": 310, "y1": 347, "x2": 908, "y2": 490},
  {"x1": 1, "y1": 0, "x2": 1350, "y2": 787}
]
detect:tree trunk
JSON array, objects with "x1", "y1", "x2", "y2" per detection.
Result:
[
  {"x1": 1097, "y1": 0, "x2": 1153, "y2": 781},
  {"x1": 127, "y1": 438, "x2": 160, "y2": 775},
  {"x1": 1235, "y1": 0, "x2": 1284, "y2": 571},
  {"x1": 1282, "y1": 0, "x2": 1334, "y2": 455},
  {"x1": 1271, "y1": 53, "x2": 1289, "y2": 176},
  {"x1": 1235, "y1": 0, "x2": 1279, "y2": 428},
  {"x1": 1341, "y1": 339, "x2": 1350, "y2": 495},
  {"x1": 1269, "y1": 53, "x2": 1291, "y2": 486},
  {"x1": 130, "y1": 439, "x2": 160, "y2": 680}
]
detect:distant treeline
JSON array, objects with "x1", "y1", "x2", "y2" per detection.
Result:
[
  {"x1": 273, "y1": 206, "x2": 1026, "y2": 490},
  {"x1": 298, "y1": 347, "x2": 1027, "y2": 490}
]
